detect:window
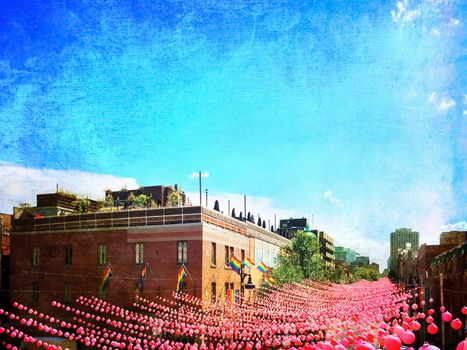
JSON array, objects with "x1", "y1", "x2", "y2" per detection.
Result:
[
  {"x1": 135, "y1": 243, "x2": 144, "y2": 264},
  {"x1": 32, "y1": 283, "x2": 40, "y2": 303},
  {"x1": 98, "y1": 244, "x2": 108, "y2": 265},
  {"x1": 32, "y1": 247, "x2": 40, "y2": 266},
  {"x1": 225, "y1": 246, "x2": 230, "y2": 266},
  {"x1": 211, "y1": 282, "x2": 216, "y2": 301},
  {"x1": 64, "y1": 246, "x2": 72, "y2": 265},
  {"x1": 64, "y1": 283, "x2": 72, "y2": 303},
  {"x1": 230, "y1": 282, "x2": 234, "y2": 290},
  {"x1": 241, "y1": 249, "x2": 245, "y2": 262},
  {"x1": 177, "y1": 241, "x2": 187, "y2": 264},
  {"x1": 211, "y1": 242, "x2": 217, "y2": 266},
  {"x1": 225, "y1": 282, "x2": 229, "y2": 295}
]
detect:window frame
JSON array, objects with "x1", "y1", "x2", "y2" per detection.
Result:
[
  {"x1": 211, "y1": 242, "x2": 217, "y2": 266},
  {"x1": 32, "y1": 247, "x2": 40, "y2": 266},
  {"x1": 64, "y1": 245, "x2": 72, "y2": 265},
  {"x1": 177, "y1": 241, "x2": 188, "y2": 264},
  {"x1": 97, "y1": 244, "x2": 108, "y2": 265},
  {"x1": 135, "y1": 243, "x2": 144, "y2": 265}
]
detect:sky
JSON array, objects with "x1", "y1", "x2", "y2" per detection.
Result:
[{"x1": 0, "y1": 0, "x2": 465, "y2": 270}]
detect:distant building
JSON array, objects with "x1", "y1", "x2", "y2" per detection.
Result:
[
  {"x1": 277, "y1": 218, "x2": 308, "y2": 239},
  {"x1": 353, "y1": 256, "x2": 370, "y2": 266},
  {"x1": 389, "y1": 228, "x2": 419, "y2": 271},
  {"x1": 310, "y1": 229, "x2": 335, "y2": 267},
  {"x1": 335, "y1": 246, "x2": 358, "y2": 264},
  {"x1": 369, "y1": 262, "x2": 379, "y2": 271},
  {"x1": 440, "y1": 231, "x2": 467, "y2": 245}
]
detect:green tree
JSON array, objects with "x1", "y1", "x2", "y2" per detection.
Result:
[
  {"x1": 272, "y1": 230, "x2": 326, "y2": 284},
  {"x1": 104, "y1": 194, "x2": 114, "y2": 207},
  {"x1": 72, "y1": 198, "x2": 91, "y2": 213},
  {"x1": 127, "y1": 192, "x2": 136, "y2": 203},
  {"x1": 352, "y1": 266, "x2": 380, "y2": 281},
  {"x1": 134, "y1": 194, "x2": 151, "y2": 207},
  {"x1": 167, "y1": 186, "x2": 183, "y2": 207}
]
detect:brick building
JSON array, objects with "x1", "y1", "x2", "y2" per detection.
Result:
[
  {"x1": 10, "y1": 204, "x2": 288, "y2": 315},
  {"x1": 1, "y1": 213, "x2": 11, "y2": 308},
  {"x1": 310, "y1": 229, "x2": 335, "y2": 267}
]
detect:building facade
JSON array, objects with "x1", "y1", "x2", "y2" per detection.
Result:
[
  {"x1": 310, "y1": 229, "x2": 335, "y2": 267},
  {"x1": 277, "y1": 218, "x2": 308, "y2": 239},
  {"x1": 0, "y1": 213, "x2": 11, "y2": 308},
  {"x1": 389, "y1": 228, "x2": 419, "y2": 271},
  {"x1": 10, "y1": 204, "x2": 289, "y2": 315},
  {"x1": 334, "y1": 246, "x2": 358, "y2": 264}
]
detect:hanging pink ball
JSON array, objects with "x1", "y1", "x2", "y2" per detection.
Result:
[
  {"x1": 426, "y1": 316, "x2": 434, "y2": 324},
  {"x1": 456, "y1": 339, "x2": 467, "y2": 350},
  {"x1": 400, "y1": 331, "x2": 415, "y2": 345},
  {"x1": 411, "y1": 304, "x2": 418, "y2": 310},
  {"x1": 384, "y1": 335, "x2": 402, "y2": 350},
  {"x1": 419, "y1": 342, "x2": 440, "y2": 350},
  {"x1": 411, "y1": 321, "x2": 421, "y2": 331},
  {"x1": 440, "y1": 306, "x2": 445, "y2": 312},
  {"x1": 450, "y1": 319, "x2": 462, "y2": 331},
  {"x1": 462, "y1": 306, "x2": 467, "y2": 315},
  {"x1": 427, "y1": 323, "x2": 438, "y2": 335},
  {"x1": 442, "y1": 311, "x2": 452, "y2": 322},
  {"x1": 429, "y1": 298, "x2": 433, "y2": 303}
]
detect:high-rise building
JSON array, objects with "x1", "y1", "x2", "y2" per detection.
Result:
[
  {"x1": 335, "y1": 246, "x2": 358, "y2": 264},
  {"x1": 389, "y1": 228, "x2": 419, "y2": 271},
  {"x1": 277, "y1": 218, "x2": 308, "y2": 239}
]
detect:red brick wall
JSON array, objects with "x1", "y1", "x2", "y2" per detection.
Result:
[{"x1": 10, "y1": 227, "x2": 203, "y2": 314}]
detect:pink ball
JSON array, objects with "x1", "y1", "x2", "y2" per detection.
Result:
[
  {"x1": 384, "y1": 335, "x2": 402, "y2": 350},
  {"x1": 441, "y1": 311, "x2": 452, "y2": 322}
]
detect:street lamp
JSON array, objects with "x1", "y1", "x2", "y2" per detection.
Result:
[{"x1": 240, "y1": 265, "x2": 255, "y2": 304}]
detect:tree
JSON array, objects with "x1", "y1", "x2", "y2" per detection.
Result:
[
  {"x1": 72, "y1": 198, "x2": 91, "y2": 213},
  {"x1": 127, "y1": 192, "x2": 136, "y2": 203},
  {"x1": 104, "y1": 194, "x2": 114, "y2": 207},
  {"x1": 272, "y1": 230, "x2": 326, "y2": 284},
  {"x1": 353, "y1": 266, "x2": 380, "y2": 281},
  {"x1": 134, "y1": 194, "x2": 151, "y2": 207},
  {"x1": 167, "y1": 187, "x2": 183, "y2": 207}
]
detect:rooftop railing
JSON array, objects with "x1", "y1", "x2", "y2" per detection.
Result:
[{"x1": 12, "y1": 207, "x2": 288, "y2": 242}]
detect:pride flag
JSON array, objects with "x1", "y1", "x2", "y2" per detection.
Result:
[
  {"x1": 256, "y1": 260, "x2": 269, "y2": 273},
  {"x1": 229, "y1": 255, "x2": 241, "y2": 274},
  {"x1": 262, "y1": 276, "x2": 272, "y2": 287},
  {"x1": 176, "y1": 266, "x2": 187, "y2": 292},
  {"x1": 242, "y1": 257, "x2": 255, "y2": 269},
  {"x1": 139, "y1": 265, "x2": 147, "y2": 293},
  {"x1": 102, "y1": 266, "x2": 113, "y2": 291}
]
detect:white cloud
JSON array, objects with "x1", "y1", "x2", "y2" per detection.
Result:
[
  {"x1": 190, "y1": 171, "x2": 209, "y2": 179},
  {"x1": 391, "y1": 0, "x2": 421, "y2": 23},
  {"x1": 438, "y1": 97, "x2": 456, "y2": 112},
  {"x1": 428, "y1": 92, "x2": 456, "y2": 112},
  {"x1": 185, "y1": 191, "x2": 295, "y2": 229},
  {"x1": 324, "y1": 190, "x2": 341, "y2": 206},
  {"x1": 0, "y1": 162, "x2": 139, "y2": 213},
  {"x1": 440, "y1": 221, "x2": 467, "y2": 231}
]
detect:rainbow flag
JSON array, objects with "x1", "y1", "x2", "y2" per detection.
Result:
[
  {"x1": 242, "y1": 257, "x2": 255, "y2": 269},
  {"x1": 176, "y1": 266, "x2": 187, "y2": 292},
  {"x1": 139, "y1": 265, "x2": 147, "y2": 293},
  {"x1": 234, "y1": 290, "x2": 239, "y2": 303},
  {"x1": 229, "y1": 255, "x2": 241, "y2": 274},
  {"x1": 102, "y1": 266, "x2": 113, "y2": 291},
  {"x1": 257, "y1": 261, "x2": 269, "y2": 273},
  {"x1": 227, "y1": 289, "x2": 236, "y2": 303},
  {"x1": 262, "y1": 276, "x2": 272, "y2": 287}
]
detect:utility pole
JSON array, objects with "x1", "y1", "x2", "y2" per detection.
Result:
[
  {"x1": 205, "y1": 189, "x2": 208, "y2": 207},
  {"x1": 228, "y1": 200, "x2": 230, "y2": 215},
  {"x1": 198, "y1": 171, "x2": 202, "y2": 206}
]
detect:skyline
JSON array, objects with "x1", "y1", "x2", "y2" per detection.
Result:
[{"x1": 0, "y1": 0, "x2": 466, "y2": 270}]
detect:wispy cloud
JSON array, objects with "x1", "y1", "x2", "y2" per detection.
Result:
[
  {"x1": 190, "y1": 172, "x2": 209, "y2": 179},
  {"x1": 440, "y1": 221, "x2": 467, "y2": 231},
  {"x1": 438, "y1": 97, "x2": 456, "y2": 112},
  {"x1": 324, "y1": 190, "x2": 341, "y2": 206},
  {"x1": 185, "y1": 191, "x2": 295, "y2": 229},
  {"x1": 428, "y1": 92, "x2": 456, "y2": 112},
  {"x1": 391, "y1": 0, "x2": 421, "y2": 23},
  {"x1": 0, "y1": 162, "x2": 139, "y2": 213}
]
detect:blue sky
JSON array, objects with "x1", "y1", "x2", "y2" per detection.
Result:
[{"x1": 0, "y1": 0, "x2": 465, "y2": 269}]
